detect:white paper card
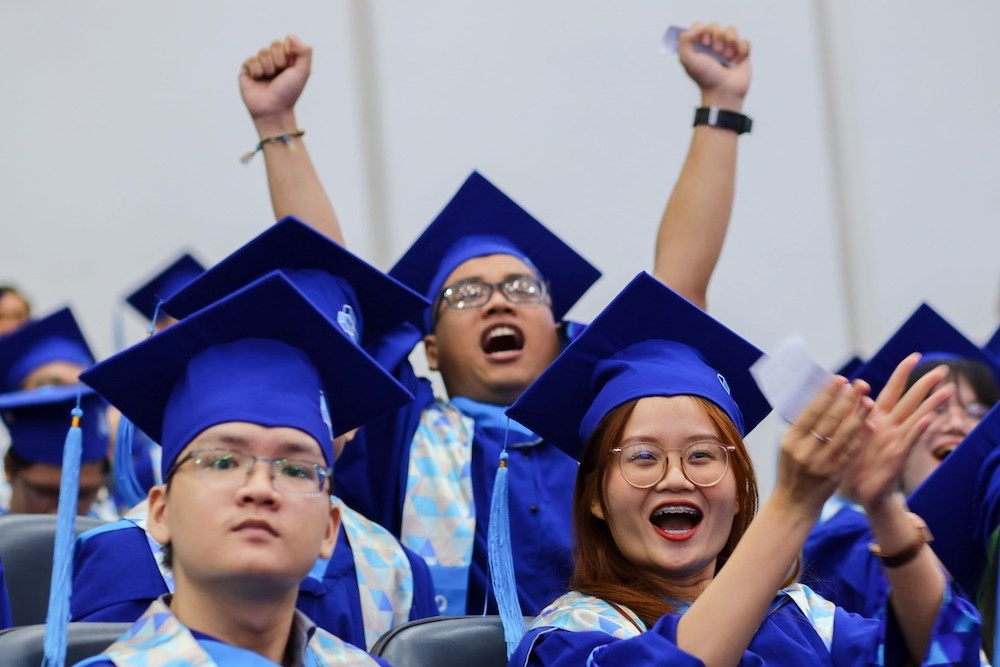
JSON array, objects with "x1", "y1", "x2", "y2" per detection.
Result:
[
  {"x1": 750, "y1": 335, "x2": 834, "y2": 423},
  {"x1": 660, "y1": 25, "x2": 732, "y2": 67}
]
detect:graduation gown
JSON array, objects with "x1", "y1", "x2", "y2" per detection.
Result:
[
  {"x1": 335, "y1": 349, "x2": 577, "y2": 617},
  {"x1": 73, "y1": 595, "x2": 390, "y2": 667},
  {"x1": 511, "y1": 584, "x2": 984, "y2": 667}
]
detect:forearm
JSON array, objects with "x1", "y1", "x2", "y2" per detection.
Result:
[
  {"x1": 252, "y1": 112, "x2": 344, "y2": 245},
  {"x1": 866, "y1": 493, "x2": 944, "y2": 661},
  {"x1": 653, "y1": 90, "x2": 744, "y2": 310},
  {"x1": 678, "y1": 492, "x2": 816, "y2": 667}
]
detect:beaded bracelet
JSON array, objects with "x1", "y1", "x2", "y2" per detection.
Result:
[{"x1": 239, "y1": 129, "x2": 305, "y2": 164}]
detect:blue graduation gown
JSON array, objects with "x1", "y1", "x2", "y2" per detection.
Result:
[
  {"x1": 335, "y1": 357, "x2": 577, "y2": 616},
  {"x1": 511, "y1": 584, "x2": 984, "y2": 667},
  {"x1": 71, "y1": 516, "x2": 437, "y2": 648},
  {"x1": 0, "y1": 555, "x2": 12, "y2": 629},
  {"x1": 802, "y1": 498, "x2": 888, "y2": 617}
]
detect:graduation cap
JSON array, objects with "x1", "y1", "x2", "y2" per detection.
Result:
[
  {"x1": 908, "y1": 402, "x2": 1000, "y2": 597},
  {"x1": 985, "y1": 325, "x2": 1000, "y2": 364},
  {"x1": 162, "y1": 217, "x2": 428, "y2": 349},
  {"x1": 853, "y1": 304, "x2": 1000, "y2": 396},
  {"x1": 125, "y1": 253, "x2": 206, "y2": 322},
  {"x1": 389, "y1": 171, "x2": 601, "y2": 333},
  {"x1": 0, "y1": 384, "x2": 109, "y2": 465},
  {"x1": 80, "y1": 271, "x2": 414, "y2": 473},
  {"x1": 0, "y1": 307, "x2": 94, "y2": 392},
  {"x1": 835, "y1": 354, "x2": 864, "y2": 379},
  {"x1": 506, "y1": 272, "x2": 771, "y2": 460}
]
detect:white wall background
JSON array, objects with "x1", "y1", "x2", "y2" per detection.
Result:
[{"x1": 2, "y1": 1, "x2": 998, "y2": 497}]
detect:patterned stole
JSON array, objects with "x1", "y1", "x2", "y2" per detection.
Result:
[
  {"x1": 529, "y1": 591, "x2": 646, "y2": 639},
  {"x1": 335, "y1": 497, "x2": 415, "y2": 649},
  {"x1": 81, "y1": 597, "x2": 378, "y2": 666},
  {"x1": 530, "y1": 585, "x2": 834, "y2": 650},
  {"x1": 400, "y1": 399, "x2": 476, "y2": 615}
]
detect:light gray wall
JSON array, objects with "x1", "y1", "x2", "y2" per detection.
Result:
[{"x1": 2, "y1": 1, "x2": 998, "y2": 496}]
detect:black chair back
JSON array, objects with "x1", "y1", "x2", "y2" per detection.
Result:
[
  {"x1": 0, "y1": 622, "x2": 130, "y2": 667},
  {"x1": 371, "y1": 615, "x2": 533, "y2": 667},
  {"x1": 0, "y1": 514, "x2": 105, "y2": 625}
]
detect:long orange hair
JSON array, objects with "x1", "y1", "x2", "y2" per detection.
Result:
[{"x1": 569, "y1": 395, "x2": 760, "y2": 628}]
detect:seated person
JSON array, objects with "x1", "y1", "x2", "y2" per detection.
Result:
[
  {"x1": 0, "y1": 384, "x2": 109, "y2": 515},
  {"x1": 238, "y1": 23, "x2": 752, "y2": 617},
  {"x1": 803, "y1": 303, "x2": 1000, "y2": 616},
  {"x1": 73, "y1": 272, "x2": 406, "y2": 666},
  {"x1": 504, "y1": 272, "x2": 982, "y2": 666},
  {"x1": 0, "y1": 285, "x2": 30, "y2": 336},
  {"x1": 72, "y1": 218, "x2": 437, "y2": 650},
  {"x1": 0, "y1": 306, "x2": 95, "y2": 392}
]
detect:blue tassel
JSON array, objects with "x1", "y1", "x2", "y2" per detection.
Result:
[
  {"x1": 487, "y1": 432, "x2": 525, "y2": 657},
  {"x1": 42, "y1": 394, "x2": 84, "y2": 667},
  {"x1": 113, "y1": 414, "x2": 146, "y2": 509}
]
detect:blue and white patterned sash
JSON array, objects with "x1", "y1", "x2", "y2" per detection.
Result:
[
  {"x1": 77, "y1": 597, "x2": 378, "y2": 666},
  {"x1": 335, "y1": 497, "x2": 414, "y2": 649},
  {"x1": 400, "y1": 399, "x2": 476, "y2": 615},
  {"x1": 529, "y1": 591, "x2": 646, "y2": 639}
]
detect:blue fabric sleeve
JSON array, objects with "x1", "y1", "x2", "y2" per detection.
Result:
[
  {"x1": 402, "y1": 542, "x2": 439, "y2": 620},
  {"x1": 0, "y1": 556, "x2": 12, "y2": 629},
  {"x1": 71, "y1": 521, "x2": 168, "y2": 622}
]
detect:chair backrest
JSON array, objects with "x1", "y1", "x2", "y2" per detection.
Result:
[
  {"x1": 371, "y1": 615, "x2": 533, "y2": 667},
  {"x1": 0, "y1": 514, "x2": 106, "y2": 625},
  {"x1": 0, "y1": 622, "x2": 130, "y2": 667}
]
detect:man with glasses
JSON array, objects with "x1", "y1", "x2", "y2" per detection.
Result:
[
  {"x1": 238, "y1": 23, "x2": 753, "y2": 617},
  {"x1": 73, "y1": 273, "x2": 407, "y2": 666}
]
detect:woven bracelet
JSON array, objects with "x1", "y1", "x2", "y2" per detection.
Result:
[{"x1": 239, "y1": 129, "x2": 305, "y2": 164}]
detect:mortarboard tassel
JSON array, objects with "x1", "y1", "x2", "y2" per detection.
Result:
[
  {"x1": 487, "y1": 426, "x2": 526, "y2": 658},
  {"x1": 111, "y1": 304, "x2": 163, "y2": 509},
  {"x1": 41, "y1": 393, "x2": 84, "y2": 667}
]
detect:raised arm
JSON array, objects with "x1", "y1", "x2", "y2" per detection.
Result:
[
  {"x1": 239, "y1": 35, "x2": 344, "y2": 244},
  {"x1": 653, "y1": 23, "x2": 751, "y2": 310},
  {"x1": 678, "y1": 376, "x2": 870, "y2": 667},
  {"x1": 843, "y1": 353, "x2": 955, "y2": 662}
]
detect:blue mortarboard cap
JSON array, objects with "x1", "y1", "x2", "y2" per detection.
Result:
[
  {"x1": 908, "y1": 403, "x2": 1000, "y2": 596},
  {"x1": 80, "y1": 272, "x2": 413, "y2": 474},
  {"x1": 162, "y1": 217, "x2": 428, "y2": 348},
  {"x1": 985, "y1": 325, "x2": 1000, "y2": 364},
  {"x1": 853, "y1": 303, "x2": 1000, "y2": 396},
  {"x1": 506, "y1": 272, "x2": 771, "y2": 460},
  {"x1": 125, "y1": 253, "x2": 205, "y2": 322},
  {"x1": 389, "y1": 171, "x2": 601, "y2": 333},
  {"x1": 835, "y1": 354, "x2": 864, "y2": 378},
  {"x1": 0, "y1": 307, "x2": 94, "y2": 392},
  {"x1": 0, "y1": 385, "x2": 109, "y2": 465}
]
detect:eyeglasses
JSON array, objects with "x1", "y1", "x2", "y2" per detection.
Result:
[
  {"x1": 167, "y1": 449, "x2": 332, "y2": 496},
  {"x1": 610, "y1": 441, "x2": 735, "y2": 489},
  {"x1": 437, "y1": 275, "x2": 548, "y2": 313},
  {"x1": 934, "y1": 397, "x2": 989, "y2": 421}
]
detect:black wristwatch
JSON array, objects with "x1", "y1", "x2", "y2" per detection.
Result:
[{"x1": 693, "y1": 107, "x2": 752, "y2": 134}]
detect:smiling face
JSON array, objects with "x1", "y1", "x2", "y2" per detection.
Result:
[
  {"x1": 147, "y1": 422, "x2": 339, "y2": 597},
  {"x1": 901, "y1": 372, "x2": 989, "y2": 495},
  {"x1": 586, "y1": 396, "x2": 755, "y2": 595},
  {"x1": 423, "y1": 254, "x2": 562, "y2": 406}
]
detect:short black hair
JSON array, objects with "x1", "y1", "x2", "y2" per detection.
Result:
[{"x1": 907, "y1": 358, "x2": 1000, "y2": 407}]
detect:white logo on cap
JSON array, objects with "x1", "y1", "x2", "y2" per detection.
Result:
[
  {"x1": 717, "y1": 373, "x2": 731, "y2": 395},
  {"x1": 319, "y1": 391, "x2": 333, "y2": 441},
  {"x1": 337, "y1": 305, "x2": 358, "y2": 344}
]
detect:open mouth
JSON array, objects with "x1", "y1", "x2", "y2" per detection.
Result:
[
  {"x1": 932, "y1": 443, "x2": 959, "y2": 461},
  {"x1": 480, "y1": 324, "x2": 525, "y2": 355},
  {"x1": 650, "y1": 504, "x2": 703, "y2": 536}
]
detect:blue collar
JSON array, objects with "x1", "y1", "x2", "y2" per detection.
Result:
[{"x1": 450, "y1": 396, "x2": 537, "y2": 444}]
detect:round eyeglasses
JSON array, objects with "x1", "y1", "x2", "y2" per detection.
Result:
[
  {"x1": 167, "y1": 449, "x2": 332, "y2": 496},
  {"x1": 610, "y1": 441, "x2": 735, "y2": 489},
  {"x1": 437, "y1": 275, "x2": 548, "y2": 313}
]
